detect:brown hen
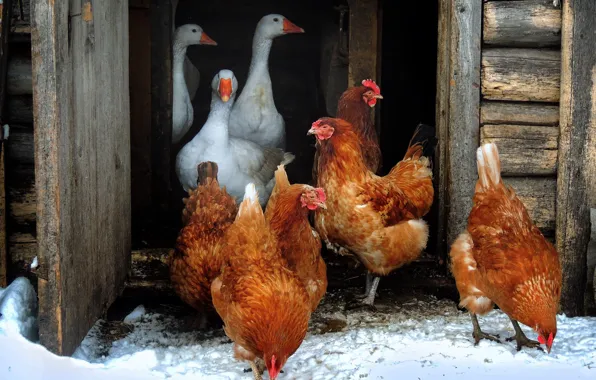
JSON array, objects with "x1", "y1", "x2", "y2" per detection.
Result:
[
  {"x1": 265, "y1": 165, "x2": 328, "y2": 312},
  {"x1": 450, "y1": 143, "x2": 561, "y2": 353},
  {"x1": 211, "y1": 183, "x2": 311, "y2": 380}
]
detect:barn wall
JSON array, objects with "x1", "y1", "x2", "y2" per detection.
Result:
[{"x1": 480, "y1": 0, "x2": 561, "y2": 238}]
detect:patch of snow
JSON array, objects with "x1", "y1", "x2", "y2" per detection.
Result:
[
  {"x1": 30, "y1": 256, "x2": 38, "y2": 270},
  {"x1": 1, "y1": 294, "x2": 595, "y2": 379},
  {"x1": 0, "y1": 277, "x2": 38, "y2": 342},
  {"x1": 124, "y1": 305, "x2": 146, "y2": 324}
]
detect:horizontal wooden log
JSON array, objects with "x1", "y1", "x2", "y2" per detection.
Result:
[
  {"x1": 7, "y1": 55, "x2": 32, "y2": 95},
  {"x1": 504, "y1": 177, "x2": 556, "y2": 234},
  {"x1": 482, "y1": 48, "x2": 560, "y2": 102},
  {"x1": 480, "y1": 101, "x2": 559, "y2": 126},
  {"x1": 6, "y1": 95, "x2": 33, "y2": 124},
  {"x1": 484, "y1": 0, "x2": 561, "y2": 47},
  {"x1": 481, "y1": 124, "x2": 558, "y2": 175}
]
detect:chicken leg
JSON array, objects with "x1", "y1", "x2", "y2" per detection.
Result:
[
  {"x1": 471, "y1": 313, "x2": 501, "y2": 345},
  {"x1": 506, "y1": 318, "x2": 543, "y2": 352},
  {"x1": 346, "y1": 275, "x2": 380, "y2": 311},
  {"x1": 248, "y1": 360, "x2": 263, "y2": 380}
]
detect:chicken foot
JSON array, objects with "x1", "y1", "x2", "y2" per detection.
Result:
[
  {"x1": 471, "y1": 313, "x2": 501, "y2": 345},
  {"x1": 346, "y1": 275, "x2": 380, "y2": 311},
  {"x1": 506, "y1": 318, "x2": 543, "y2": 352},
  {"x1": 247, "y1": 360, "x2": 263, "y2": 380}
]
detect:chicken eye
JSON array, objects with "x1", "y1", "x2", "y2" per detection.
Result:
[
  {"x1": 192, "y1": 28, "x2": 197, "y2": 33},
  {"x1": 273, "y1": 17, "x2": 279, "y2": 22}
]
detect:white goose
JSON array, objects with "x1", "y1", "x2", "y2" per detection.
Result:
[
  {"x1": 228, "y1": 14, "x2": 305, "y2": 150},
  {"x1": 176, "y1": 69, "x2": 295, "y2": 208},
  {"x1": 171, "y1": 0, "x2": 201, "y2": 100},
  {"x1": 172, "y1": 24, "x2": 217, "y2": 144}
]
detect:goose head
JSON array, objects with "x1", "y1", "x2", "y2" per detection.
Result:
[
  {"x1": 255, "y1": 14, "x2": 305, "y2": 39},
  {"x1": 211, "y1": 69, "x2": 239, "y2": 103},
  {"x1": 174, "y1": 24, "x2": 217, "y2": 48}
]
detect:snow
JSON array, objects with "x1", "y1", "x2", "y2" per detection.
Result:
[
  {"x1": 0, "y1": 287, "x2": 595, "y2": 380},
  {"x1": 0, "y1": 277, "x2": 38, "y2": 342}
]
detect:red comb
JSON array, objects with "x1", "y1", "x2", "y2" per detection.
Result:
[
  {"x1": 538, "y1": 335, "x2": 546, "y2": 344},
  {"x1": 315, "y1": 188, "x2": 326, "y2": 202},
  {"x1": 311, "y1": 119, "x2": 324, "y2": 129},
  {"x1": 362, "y1": 79, "x2": 381, "y2": 94}
]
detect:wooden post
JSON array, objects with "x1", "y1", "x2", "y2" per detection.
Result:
[
  {"x1": 436, "y1": 0, "x2": 482, "y2": 251},
  {"x1": 0, "y1": 0, "x2": 12, "y2": 287},
  {"x1": 347, "y1": 0, "x2": 380, "y2": 134},
  {"x1": 150, "y1": 0, "x2": 172, "y2": 214},
  {"x1": 31, "y1": 0, "x2": 131, "y2": 355},
  {"x1": 556, "y1": 0, "x2": 596, "y2": 317}
]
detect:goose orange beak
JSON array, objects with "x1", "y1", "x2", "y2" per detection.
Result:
[
  {"x1": 283, "y1": 18, "x2": 304, "y2": 34},
  {"x1": 219, "y1": 78, "x2": 232, "y2": 102},
  {"x1": 200, "y1": 32, "x2": 217, "y2": 46}
]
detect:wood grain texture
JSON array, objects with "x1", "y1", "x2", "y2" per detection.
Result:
[
  {"x1": 483, "y1": 0, "x2": 561, "y2": 47},
  {"x1": 556, "y1": 0, "x2": 596, "y2": 317},
  {"x1": 5, "y1": 94, "x2": 33, "y2": 123},
  {"x1": 480, "y1": 101, "x2": 559, "y2": 126},
  {"x1": 31, "y1": 0, "x2": 131, "y2": 355},
  {"x1": 482, "y1": 48, "x2": 561, "y2": 102},
  {"x1": 6, "y1": 53, "x2": 31, "y2": 95},
  {"x1": 444, "y1": 0, "x2": 482, "y2": 247},
  {"x1": 480, "y1": 124, "x2": 558, "y2": 175},
  {"x1": 504, "y1": 177, "x2": 556, "y2": 235}
]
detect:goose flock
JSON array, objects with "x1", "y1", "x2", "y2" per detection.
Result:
[{"x1": 171, "y1": 13, "x2": 305, "y2": 208}]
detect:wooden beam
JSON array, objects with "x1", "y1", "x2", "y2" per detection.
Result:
[
  {"x1": 556, "y1": 0, "x2": 596, "y2": 317},
  {"x1": 483, "y1": 0, "x2": 561, "y2": 48},
  {"x1": 438, "y1": 0, "x2": 482, "y2": 247},
  {"x1": 480, "y1": 101, "x2": 559, "y2": 126},
  {"x1": 347, "y1": 0, "x2": 380, "y2": 134},
  {"x1": 150, "y1": 0, "x2": 172, "y2": 214},
  {"x1": 31, "y1": 0, "x2": 131, "y2": 355},
  {"x1": 482, "y1": 48, "x2": 561, "y2": 102}
]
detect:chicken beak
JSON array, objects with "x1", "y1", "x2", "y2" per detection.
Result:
[
  {"x1": 283, "y1": 18, "x2": 305, "y2": 34},
  {"x1": 317, "y1": 202, "x2": 327, "y2": 210},
  {"x1": 219, "y1": 78, "x2": 232, "y2": 102},
  {"x1": 373, "y1": 94, "x2": 384, "y2": 99},
  {"x1": 307, "y1": 127, "x2": 316, "y2": 136},
  {"x1": 199, "y1": 32, "x2": 218, "y2": 46}
]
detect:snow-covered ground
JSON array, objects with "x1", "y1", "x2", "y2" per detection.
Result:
[{"x1": 0, "y1": 280, "x2": 595, "y2": 380}]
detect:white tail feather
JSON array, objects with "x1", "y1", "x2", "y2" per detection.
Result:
[
  {"x1": 476, "y1": 143, "x2": 501, "y2": 190},
  {"x1": 243, "y1": 183, "x2": 258, "y2": 202}
]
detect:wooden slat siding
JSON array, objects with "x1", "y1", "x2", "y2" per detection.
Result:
[
  {"x1": 129, "y1": 1, "x2": 152, "y2": 228},
  {"x1": 482, "y1": 48, "x2": 560, "y2": 102},
  {"x1": 6, "y1": 53, "x2": 31, "y2": 95},
  {"x1": 150, "y1": 0, "x2": 172, "y2": 214},
  {"x1": 0, "y1": 145, "x2": 5, "y2": 287},
  {"x1": 480, "y1": 124, "x2": 558, "y2": 176},
  {"x1": 504, "y1": 177, "x2": 556, "y2": 235},
  {"x1": 483, "y1": 0, "x2": 561, "y2": 48},
  {"x1": 442, "y1": 0, "x2": 482, "y2": 247},
  {"x1": 434, "y1": 0, "x2": 451, "y2": 265},
  {"x1": 556, "y1": 0, "x2": 596, "y2": 317},
  {"x1": 347, "y1": 0, "x2": 380, "y2": 134},
  {"x1": 31, "y1": 0, "x2": 131, "y2": 355},
  {"x1": 480, "y1": 101, "x2": 559, "y2": 126}
]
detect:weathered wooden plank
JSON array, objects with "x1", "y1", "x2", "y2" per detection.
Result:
[
  {"x1": 481, "y1": 124, "x2": 558, "y2": 175},
  {"x1": 5, "y1": 94, "x2": 32, "y2": 123},
  {"x1": 483, "y1": 0, "x2": 561, "y2": 47},
  {"x1": 586, "y1": 209, "x2": 596, "y2": 314},
  {"x1": 150, "y1": 0, "x2": 172, "y2": 214},
  {"x1": 6, "y1": 53, "x2": 31, "y2": 95},
  {"x1": 32, "y1": 0, "x2": 131, "y2": 355},
  {"x1": 441, "y1": 0, "x2": 482, "y2": 247},
  {"x1": 556, "y1": 0, "x2": 596, "y2": 317},
  {"x1": 480, "y1": 101, "x2": 559, "y2": 126},
  {"x1": 0, "y1": 145, "x2": 6, "y2": 288},
  {"x1": 347, "y1": 0, "x2": 380, "y2": 134},
  {"x1": 482, "y1": 48, "x2": 560, "y2": 102},
  {"x1": 505, "y1": 177, "x2": 556, "y2": 235}
]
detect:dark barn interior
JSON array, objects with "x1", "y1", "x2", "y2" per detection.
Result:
[{"x1": 131, "y1": 0, "x2": 442, "y2": 293}]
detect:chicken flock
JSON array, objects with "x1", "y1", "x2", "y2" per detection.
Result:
[{"x1": 167, "y1": 13, "x2": 562, "y2": 380}]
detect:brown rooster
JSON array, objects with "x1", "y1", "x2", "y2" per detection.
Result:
[
  {"x1": 309, "y1": 117, "x2": 436, "y2": 308},
  {"x1": 265, "y1": 165, "x2": 328, "y2": 312},
  {"x1": 450, "y1": 143, "x2": 562, "y2": 353},
  {"x1": 169, "y1": 161, "x2": 237, "y2": 322},
  {"x1": 211, "y1": 183, "x2": 311, "y2": 380},
  {"x1": 312, "y1": 79, "x2": 383, "y2": 183}
]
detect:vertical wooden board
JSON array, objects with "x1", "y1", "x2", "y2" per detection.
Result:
[
  {"x1": 31, "y1": 0, "x2": 131, "y2": 355},
  {"x1": 556, "y1": 0, "x2": 596, "y2": 317},
  {"x1": 0, "y1": 146, "x2": 6, "y2": 287},
  {"x1": 347, "y1": 0, "x2": 380, "y2": 133},
  {"x1": 445, "y1": 0, "x2": 482, "y2": 246}
]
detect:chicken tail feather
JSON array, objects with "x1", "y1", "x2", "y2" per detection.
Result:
[
  {"x1": 197, "y1": 161, "x2": 219, "y2": 186},
  {"x1": 403, "y1": 123, "x2": 438, "y2": 161},
  {"x1": 281, "y1": 152, "x2": 296, "y2": 166},
  {"x1": 476, "y1": 143, "x2": 501, "y2": 190}
]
